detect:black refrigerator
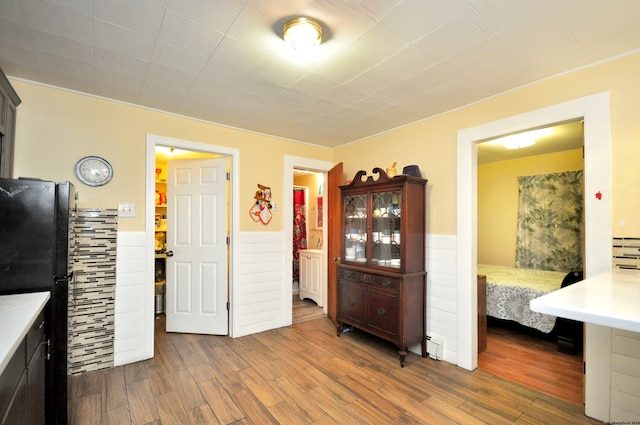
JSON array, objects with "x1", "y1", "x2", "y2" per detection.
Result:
[{"x1": 0, "y1": 177, "x2": 75, "y2": 425}]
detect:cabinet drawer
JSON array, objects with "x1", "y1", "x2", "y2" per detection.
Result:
[
  {"x1": 372, "y1": 275, "x2": 399, "y2": 291},
  {"x1": 366, "y1": 289, "x2": 399, "y2": 336},
  {"x1": 339, "y1": 269, "x2": 375, "y2": 284},
  {"x1": 339, "y1": 281, "x2": 365, "y2": 324}
]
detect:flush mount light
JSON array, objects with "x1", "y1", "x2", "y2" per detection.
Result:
[
  {"x1": 499, "y1": 133, "x2": 536, "y2": 150},
  {"x1": 283, "y1": 17, "x2": 322, "y2": 50}
]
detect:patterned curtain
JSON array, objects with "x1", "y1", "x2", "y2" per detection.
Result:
[
  {"x1": 515, "y1": 170, "x2": 584, "y2": 272},
  {"x1": 293, "y1": 188, "x2": 307, "y2": 282}
]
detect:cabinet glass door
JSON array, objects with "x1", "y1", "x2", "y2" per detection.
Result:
[
  {"x1": 371, "y1": 191, "x2": 401, "y2": 268},
  {"x1": 344, "y1": 194, "x2": 367, "y2": 263}
]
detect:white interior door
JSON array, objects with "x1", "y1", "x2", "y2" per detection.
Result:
[{"x1": 166, "y1": 157, "x2": 228, "y2": 334}]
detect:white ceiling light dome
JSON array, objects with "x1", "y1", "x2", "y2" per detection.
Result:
[{"x1": 283, "y1": 17, "x2": 323, "y2": 51}]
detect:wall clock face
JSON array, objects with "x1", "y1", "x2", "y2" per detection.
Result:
[{"x1": 74, "y1": 156, "x2": 113, "y2": 186}]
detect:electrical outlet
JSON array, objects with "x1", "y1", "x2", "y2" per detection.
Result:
[
  {"x1": 118, "y1": 202, "x2": 136, "y2": 217},
  {"x1": 272, "y1": 201, "x2": 278, "y2": 211}
]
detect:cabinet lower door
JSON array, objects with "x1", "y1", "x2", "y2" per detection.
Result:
[
  {"x1": 366, "y1": 289, "x2": 399, "y2": 338},
  {"x1": 27, "y1": 340, "x2": 46, "y2": 425},
  {"x1": 2, "y1": 374, "x2": 27, "y2": 425},
  {"x1": 339, "y1": 281, "x2": 365, "y2": 325}
]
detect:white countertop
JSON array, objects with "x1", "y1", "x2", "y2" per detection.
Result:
[
  {"x1": 530, "y1": 268, "x2": 640, "y2": 333},
  {"x1": 0, "y1": 292, "x2": 50, "y2": 375}
]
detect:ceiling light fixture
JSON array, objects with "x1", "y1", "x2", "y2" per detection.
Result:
[
  {"x1": 283, "y1": 17, "x2": 322, "y2": 50},
  {"x1": 499, "y1": 133, "x2": 536, "y2": 150}
]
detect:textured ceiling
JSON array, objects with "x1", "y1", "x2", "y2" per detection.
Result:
[{"x1": 1, "y1": 0, "x2": 639, "y2": 148}]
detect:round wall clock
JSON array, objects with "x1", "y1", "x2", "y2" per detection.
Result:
[{"x1": 74, "y1": 156, "x2": 114, "y2": 186}]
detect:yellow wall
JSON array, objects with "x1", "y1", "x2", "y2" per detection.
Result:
[
  {"x1": 11, "y1": 81, "x2": 332, "y2": 232},
  {"x1": 477, "y1": 148, "x2": 584, "y2": 266},
  {"x1": 334, "y1": 53, "x2": 640, "y2": 237}
]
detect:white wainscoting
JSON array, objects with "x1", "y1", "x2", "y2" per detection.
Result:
[
  {"x1": 424, "y1": 234, "x2": 458, "y2": 363},
  {"x1": 610, "y1": 329, "x2": 640, "y2": 421},
  {"x1": 114, "y1": 232, "x2": 147, "y2": 366},
  {"x1": 234, "y1": 232, "x2": 285, "y2": 337}
]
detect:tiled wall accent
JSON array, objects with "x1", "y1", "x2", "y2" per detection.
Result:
[
  {"x1": 68, "y1": 208, "x2": 118, "y2": 375},
  {"x1": 612, "y1": 237, "x2": 640, "y2": 269}
]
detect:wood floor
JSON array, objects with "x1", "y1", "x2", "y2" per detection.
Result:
[
  {"x1": 69, "y1": 314, "x2": 601, "y2": 424},
  {"x1": 478, "y1": 321, "x2": 584, "y2": 406},
  {"x1": 292, "y1": 294, "x2": 325, "y2": 324}
]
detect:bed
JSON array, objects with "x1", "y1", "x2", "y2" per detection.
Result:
[{"x1": 477, "y1": 264, "x2": 567, "y2": 333}]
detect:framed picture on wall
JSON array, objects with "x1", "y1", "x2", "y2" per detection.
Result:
[{"x1": 316, "y1": 196, "x2": 323, "y2": 228}]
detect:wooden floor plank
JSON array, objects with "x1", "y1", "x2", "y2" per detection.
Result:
[
  {"x1": 126, "y1": 378, "x2": 160, "y2": 425},
  {"x1": 71, "y1": 393, "x2": 101, "y2": 425},
  {"x1": 198, "y1": 378, "x2": 245, "y2": 424},
  {"x1": 102, "y1": 367, "x2": 128, "y2": 413}
]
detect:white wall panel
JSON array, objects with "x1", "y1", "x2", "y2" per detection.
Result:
[
  {"x1": 424, "y1": 234, "x2": 458, "y2": 363},
  {"x1": 234, "y1": 232, "x2": 285, "y2": 337},
  {"x1": 114, "y1": 231, "x2": 147, "y2": 366},
  {"x1": 611, "y1": 329, "x2": 640, "y2": 421}
]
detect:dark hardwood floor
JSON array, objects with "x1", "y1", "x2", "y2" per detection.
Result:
[
  {"x1": 478, "y1": 320, "x2": 584, "y2": 406},
  {"x1": 69, "y1": 312, "x2": 600, "y2": 424}
]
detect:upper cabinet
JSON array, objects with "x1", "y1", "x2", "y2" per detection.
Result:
[
  {"x1": 0, "y1": 67, "x2": 21, "y2": 179},
  {"x1": 340, "y1": 168, "x2": 427, "y2": 274}
]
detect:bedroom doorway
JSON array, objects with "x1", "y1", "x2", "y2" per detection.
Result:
[
  {"x1": 475, "y1": 120, "x2": 585, "y2": 404},
  {"x1": 457, "y1": 92, "x2": 612, "y2": 412}
]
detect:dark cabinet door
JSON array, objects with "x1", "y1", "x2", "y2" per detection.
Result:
[
  {"x1": 27, "y1": 338, "x2": 46, "y2": 425},
  {"x1": 1, "y1": 373, "x2": 27, "y2": 425},
  {"x1": 366, "y1": 288, "x2": 399, "y2": 337},
  {"x1": 339, "y1": 281, "x2": 365, "y2": 325}
]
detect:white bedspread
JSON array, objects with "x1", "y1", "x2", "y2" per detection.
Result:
[{"x1": 478, "y1": 264, "x2": 566, "y2": 333}]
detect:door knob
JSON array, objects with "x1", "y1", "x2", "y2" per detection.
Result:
[{"x1": 165, "y1": 251, "x2": 174, "y2": 257}]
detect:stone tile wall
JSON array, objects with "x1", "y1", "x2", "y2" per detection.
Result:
[
  {"x1": 68, "y1": 208, "x2": 117, "y2": 375},
  {"x1": 612, "y1": 237, "x2": 640, "y2": 269}
]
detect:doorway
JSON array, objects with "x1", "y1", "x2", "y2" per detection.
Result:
[
  {"x1": 475, "y1": 121, "x2": 585, "y2": 404},
  {"x1": 456, "y1": 92, "x2": 612, "y2": 412},
  {"x1": 292, "y1": 172, "x2": 325, "y2": 324},
  {"x1": 283, "y1": 156, "x2": 333, "y2": 326},
  {"x1": 145, "y1": 135, "x2": 240, "y2": 358}
]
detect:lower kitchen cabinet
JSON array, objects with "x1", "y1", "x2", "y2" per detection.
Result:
[
  {"x1": 0, "y1": 309, "x2": 46, "y2": 425},
  {"x1": 299, "y1": 249, "x2": 323, "y2": 307}
]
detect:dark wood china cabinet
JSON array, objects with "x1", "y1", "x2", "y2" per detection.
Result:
[{"x1": 336, "y1": 168, "x2": 427, "y2": 367}]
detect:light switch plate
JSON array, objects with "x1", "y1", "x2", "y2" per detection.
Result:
[{"x1": 118, "y1": 202, "x2": 136, "y2": 217}]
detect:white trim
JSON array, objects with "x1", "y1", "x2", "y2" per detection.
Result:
[
  {"x1": 284, "y1": 156, "x2": 334, "y2": 325},
  {"x1": 145, "y1": 134, "x2": 240, "y2": 358},
  {"x1": 456, "y1": 93, "x2": 612, "y2": 379}
]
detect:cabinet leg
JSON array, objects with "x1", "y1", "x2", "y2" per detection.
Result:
[
  {"x1": 336, "y1": 322, "x2": 342, "y2": 337},
  {"x1": 399, "y1": 350, "x2": 407, "y2": 367},
  {"x1": 421, "y1": 337, "x2": 427, "y2": 358}
]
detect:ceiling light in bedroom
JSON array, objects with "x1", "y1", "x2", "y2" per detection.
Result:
[
  {"x1": 283, "y1": 17, "x2": 323, "y2": 50},
  {"x1": 499, "y1": 133, "x2": 536, "y2": 150}
]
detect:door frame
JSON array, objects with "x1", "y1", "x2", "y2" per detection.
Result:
[
  {"x1": 145, "y1": 134, "x2": 240, "y2": 356},
  {"x1": 456, "y1": 92, "x2": 612, "y2": 370},
  {"x1": 284, "y1": 155, "x2": 333, "y2": 325}
]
